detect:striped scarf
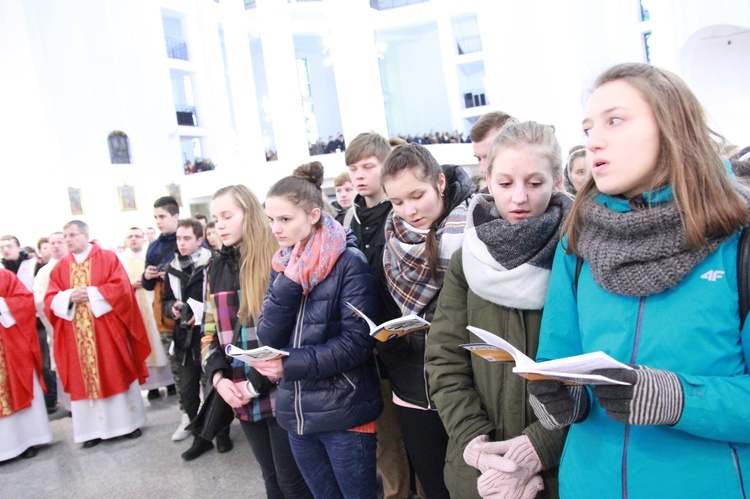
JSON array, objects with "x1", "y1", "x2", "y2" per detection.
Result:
[{"x1": 383, "y1": 201, "x2": 469, "y2": 316}]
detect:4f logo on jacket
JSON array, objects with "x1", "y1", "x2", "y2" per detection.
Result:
[{"x1": 701, "y1": 270, "x2": 725, "y2": 282}]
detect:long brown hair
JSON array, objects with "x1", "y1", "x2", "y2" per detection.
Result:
[
  {"x1": 212, "y1": 185, "x2": 278, "y2": 324},
  {"x1": 565, "y1": 63, "x2": 747, "y2": 254},
  {"x1": 382, "y1": 143, "x2": 447, "y2": 277}
]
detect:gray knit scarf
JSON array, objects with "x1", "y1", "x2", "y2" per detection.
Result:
[
  {"x1": 463, "y1": 193, "x2": 571, "y2": 309},
  {"x1": 473, "y1": 192, "x2": 571, "y2": 270},
  {"x1": 578, "y1": 185, "x2": 750, "y2": 296}
]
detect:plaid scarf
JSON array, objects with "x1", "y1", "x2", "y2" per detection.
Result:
[
  {"x1": 272, "y1": 212, "x2": 346, "y2": 295},
  {"x1": 383, "y1": 201, "x2": 469, "y2": 316},
  {"x1": 203, "y1": 247, "x2": 275, "y2": 422}
]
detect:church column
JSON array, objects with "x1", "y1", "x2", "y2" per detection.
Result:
[
  {"x1": 325, "y1": 0, "x2": 389, "y2": 140},
  {"x1": 255, "y1": 0, "x2": 311, "y2": 166}
]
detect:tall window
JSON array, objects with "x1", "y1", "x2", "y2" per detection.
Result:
[
  {"x1": 296, "y1": 58, "x2": 312, "y2": 97},
  {"x1": 643, "y1": 31, "x2": 652, "y2": 63},
  {"x1": 296, "y1": 58, "x2": 319, "y2": 144},
  {"x1": 639, "y1": 0, "x2": 650, "y2": 22}
]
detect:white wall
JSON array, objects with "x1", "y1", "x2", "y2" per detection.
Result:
[
  {"x1": 627, "y1": 0, "x2": 750, "y2": 146},
  {"x1": 681, "y1": 25, "x2": 750, "y2": 146},
  {"x1": 2, "y1": 0, "x2": 748, "y2": 248}
]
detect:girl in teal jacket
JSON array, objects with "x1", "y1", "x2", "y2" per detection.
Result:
[{"x1": 528, "y1": 62, "x2": 750, "y2": 498}]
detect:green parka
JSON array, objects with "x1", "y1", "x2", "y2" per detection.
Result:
[{"x1": 426, "y1": 248, "x2": 565, "y2": 498}]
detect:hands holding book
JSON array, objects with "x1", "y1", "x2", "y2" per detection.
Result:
[
  {"x1": 528, "y1": 366, "x2": 684, "y2": 429},
  {"x1": 527, "y1": 381, "x2": 590, "y2": 430},
  {"x1": 249, "y1": 358, "x2": 284, "y2": 384},
  {"x1": 463, "y1": 434, "x2": 544, "y2": 499},
  {"x1": 591, "y1": 366, "x2": 683, "y2": 426}
]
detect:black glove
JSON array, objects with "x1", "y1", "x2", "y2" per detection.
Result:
[
  {"x1": 592, "y1": 367, "x2": 683, "y2": 426},
  {"x1": 527, "y1": 380, "x2": 590, "y2": 430}
]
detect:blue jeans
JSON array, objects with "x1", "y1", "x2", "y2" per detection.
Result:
[
  {"x1": 288, "y1": 430, "x2": 378, "y2": 499},
  {"x1": 240, "y1": 418, "x2": 312, "y2": 499}
]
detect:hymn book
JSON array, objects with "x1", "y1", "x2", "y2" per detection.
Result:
[
  {"x1": 346, "y1": 302, "x2": 430, "y2": 342},
  {"x1": 225, "y1": 344, "x2": 289, "y2": 363},
  {"x1": 461, "y1": 326, "x2": 633, "y2": 386}
]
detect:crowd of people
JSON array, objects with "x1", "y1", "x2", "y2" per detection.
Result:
[
  {"x1": 307, "y1": 131, "x2": 469, "y2": 159},
  {"x1": 1, "y1": 62, "x2": 749, "y2": 499},
  {"x1": 391, "y1": 130, "x2": 469, "y2": 145},
  {"x1": 183, "y1": 158, "x2": 217, "y2": 175},
  {"x1": 309, "y1": 133, "x2": 347, "y2": 156}
]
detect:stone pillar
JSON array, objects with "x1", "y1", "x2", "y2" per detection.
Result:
[{"x1": 325, "y1": 0, "x2": 389, "y2": 140}]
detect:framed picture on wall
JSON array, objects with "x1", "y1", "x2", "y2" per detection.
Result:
[
  {"x1": 118, "y1": 185, "x2": 137, "y2": 211},
  {"x1": 167, "y1": 183, "x2": 182, "y2": 207},
  {"x1": 68, "y1": 187, "x2": 83, "y2": 215}
]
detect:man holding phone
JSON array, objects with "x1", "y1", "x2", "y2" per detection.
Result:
[{"x1": 142, "y1": 196, "x2": 180, "y2": 405}]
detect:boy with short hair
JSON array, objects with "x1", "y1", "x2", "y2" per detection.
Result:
[
  {"x1": 470, "y1": 111, "x2": 513, "y2": 174},
  {"x1": 162, "y1": 219, "x2": 232, "y2": 460},
  {"x1": 332, "y1": 172, "x2": 355, "y2": 224},
  {"x1": 345, "y1": 132, "x2": 411, "y2": 499},
  {"x1": 142, "y1": 197, "x2": 181, "y2": 423}
]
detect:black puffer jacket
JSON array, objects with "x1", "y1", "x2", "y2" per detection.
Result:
[
  {"x1": 348, "y1": 195, "x2": 402, "y2": 326},
  {"x1": 257, "y1": 235, "x2": 383, "y2": 435},
  {"x1": 378, "y1": 164, "x2": 476, "y2": 408},
  {"x1": 162, "y1": 247, "x2": 213, "y2": 366}
]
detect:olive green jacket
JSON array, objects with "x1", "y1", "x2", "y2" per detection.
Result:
[{"x1": 426, "y1": 249, "x2": 565, "y2": 499}]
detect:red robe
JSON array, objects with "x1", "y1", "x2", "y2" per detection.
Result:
[
  {"x1": 0, "y1": 269, "x2": 43, "y2": 417},
  {"x1": 44, "y1": 244, "x2": 151, "y2": 401}
]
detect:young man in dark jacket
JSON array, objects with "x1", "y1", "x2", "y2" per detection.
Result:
[
  {"x1": 142, "y1": 196, "x2": 180, "y2": 404},
  {"x1": 162, "y1": 219, "x2": 232, "y2": 460},
  {"x1": 344, "y1": 132, "x2": 411, "y2": 499}
]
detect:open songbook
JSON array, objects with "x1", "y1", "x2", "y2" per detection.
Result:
[
  {"x1": 346, "y1": 302, "x2": 430, "y2": 342},
  {"x1": 461, "y1": 326, "x2": 633, "y2": 386},
  {"x1": 225, "y1": 344, "x2": 289, "y2": 363}
]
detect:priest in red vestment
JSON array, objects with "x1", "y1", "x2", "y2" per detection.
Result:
[
  {"x1": 44, "y1": 220, "x2": 151, "y2": 448},
  {"x1": 0, "y1": 268, "x2": 52, "y2": 461}
]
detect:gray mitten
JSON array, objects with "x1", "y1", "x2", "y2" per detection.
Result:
[
  {"x1": 527, "y1": 380, "x2": 589, "y2": 430},
  {"x1": 592, "y1": 366, "x2": 683, "y2": 425}
]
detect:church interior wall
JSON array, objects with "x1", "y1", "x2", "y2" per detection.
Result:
[{"x1": 1, "y1": 0, "x2": 748, "y2": 248}]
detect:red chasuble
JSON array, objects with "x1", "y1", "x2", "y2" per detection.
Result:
[
  {"x1": 44, "y1": 244, "x2": 151, "y2": 401},
  {"x1": 0, "y1": 269, "x2": 43, "y2": 417}
]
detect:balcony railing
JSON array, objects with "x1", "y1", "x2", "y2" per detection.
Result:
[
  {"x1": 176, "y1": 105, "x2": 198, "y2": 126},
  {"x1": 166, "y1": 37, "x2": 188, "y2": 60},
  {"x1": 370, "y1": 0, "x2": 429, "y2": 10},
  {"x1": 456, "y1": 35, "x2": 482, "y2": 55}
]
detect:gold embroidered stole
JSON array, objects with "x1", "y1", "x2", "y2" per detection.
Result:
[
  {"x1": 71, "y1": 260, "x2": 101, "y2": 399},
  {"x1": 0, "y1": 336, "x2": 11, "y2": 416}
]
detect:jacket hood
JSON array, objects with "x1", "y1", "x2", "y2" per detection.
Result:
[{"x1": 442, "y1": 164, "x2": 476, "y2": 213}]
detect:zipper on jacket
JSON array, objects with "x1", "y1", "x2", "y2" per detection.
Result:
[
  {"x1": 622, "y1": 296, "x2": 646, "y2": 499},
  {"x1": 422, "y1": 343, "x2": 432, "y2": 409},
  {"x1": 731, "y1": 443, "x2": 747, "y2": 499},
  {"x1": 341, "y1": 372, "x2": 356, "y2": 389},
  {"x1": 293, "y1": 296, "x2": 308, "y2": 435}
]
